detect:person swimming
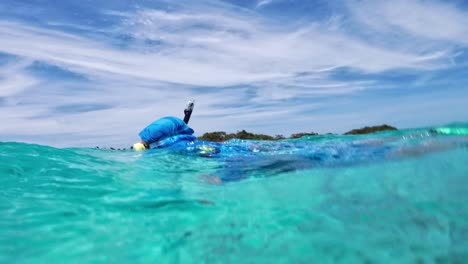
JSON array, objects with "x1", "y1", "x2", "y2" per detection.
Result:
[{"x1": 133, "y1": 100, "x2": 195, "y2": 151}]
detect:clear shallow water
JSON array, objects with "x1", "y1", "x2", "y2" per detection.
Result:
[{"x1": 1, "y1": 125, "x2": 468, "y2": 263}]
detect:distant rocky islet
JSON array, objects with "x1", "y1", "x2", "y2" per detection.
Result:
[{"x1": 198, "y1": 125, "x2": 398, "y2": 142}]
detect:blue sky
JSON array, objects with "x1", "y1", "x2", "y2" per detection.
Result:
[{"x1": 0, "y1": 0, "x2": 467, "y2": 147}]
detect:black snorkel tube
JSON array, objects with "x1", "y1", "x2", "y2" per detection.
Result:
[{"x1": 183, "y1": 99, "x2": 195, "y2": 124}]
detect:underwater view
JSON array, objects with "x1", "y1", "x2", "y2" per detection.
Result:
[{"x1": 1, "y1": 124, "x2": 467, "y2": 263}]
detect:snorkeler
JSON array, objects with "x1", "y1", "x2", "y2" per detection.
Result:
[{"x1": 133, "y1": 100, "x2": 195, "y2": 151}]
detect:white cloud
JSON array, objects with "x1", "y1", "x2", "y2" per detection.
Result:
[
  {"x1": 349, "y1": 0, "x2": 468, "y2": 44},
  {"x1": 0, "y1": 21, "x2": 280, "y2": 87},
  {"x1": 0, "y1": 4, "x2": 454, "y2": 93},
  {"x1": 0, "y1": 59, "x2": 39, "y2": 97},
  {"x1": 256, "y1": 0, "x2": 273, "y2": 8},
  {"x1": 122, "y1": 9, "x2": 449, "y2": 75}
]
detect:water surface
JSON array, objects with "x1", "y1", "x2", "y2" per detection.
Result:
[{"x1": 1, "y1": 125, "x2": 468, "y2": 263}]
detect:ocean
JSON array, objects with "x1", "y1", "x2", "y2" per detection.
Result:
[{"x1": 1, "y1": 124, "x2": 468, "y2": 263}]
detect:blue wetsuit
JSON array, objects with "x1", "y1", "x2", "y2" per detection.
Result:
[{"x1": 139, "y1": 116, "x2": 194, "y2": 145}]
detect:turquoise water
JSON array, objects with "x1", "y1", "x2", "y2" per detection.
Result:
[{"x1": 1, "y1": 125, "x2": 468, "y2": 263}]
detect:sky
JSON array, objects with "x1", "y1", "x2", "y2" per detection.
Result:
[{"x1": 0, "y1": 0, "x2": 467, "y2": 147}]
